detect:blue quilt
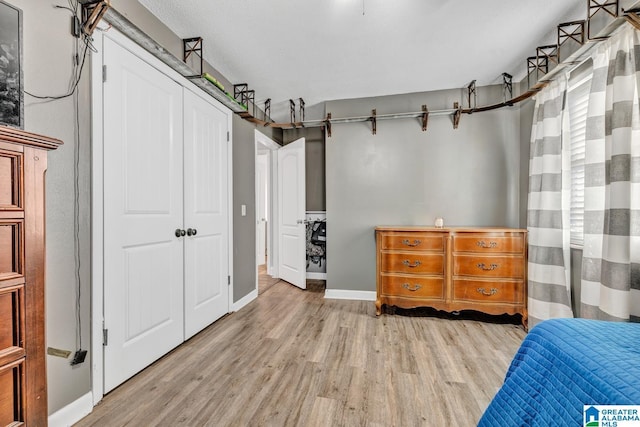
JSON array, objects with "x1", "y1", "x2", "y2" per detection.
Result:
[{"x1": 478, "y1": 318, "x2": 640, "y2": 426}]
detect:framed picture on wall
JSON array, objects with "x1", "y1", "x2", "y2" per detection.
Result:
[{"x1": 0, "y1": 0, "x2": 23, "y2": 129}]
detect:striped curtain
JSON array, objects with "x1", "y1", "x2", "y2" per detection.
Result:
[
  {"x1": 581, "y1": 26, "x2": 640, "y2": 322},
  {"x1": 527, "y1": 79, "x2": 574, "y2": 328}
]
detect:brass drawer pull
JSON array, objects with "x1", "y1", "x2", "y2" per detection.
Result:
[
  {"x1": 477, "y1": 263, "x2": 498, "y2": 271},
  {"x1": 402, "y1": 260, "x2": 422, "y2": 268},
  {"x1": 476, "y1": 240, "x2": 498, "y2": 248},
  {"x1": 401, "y1": 239, "x2": 422, "y2": 247},
  {"x1": 477, "y1": 287, "x2": 498, "y2": 296},
  {"x1": 402, "y1": 283, "x2": 422, "y2": 292}
]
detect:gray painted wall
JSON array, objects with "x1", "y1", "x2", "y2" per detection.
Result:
[
  {"x1": 232, "y1": 118, "x2": 278, "y2": 302},
  {"x1": 325, "y1": 86, "x2": 522, "y2": 292}
]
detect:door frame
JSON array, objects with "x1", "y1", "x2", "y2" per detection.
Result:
[
  {"x1": 90, "y1": 27, "x2": 234, "y2": 405},
  {"x1": 254, "y1": 130, "x2": 280, "y2": 294},
  {"x1": 255, "y1": 152, "x2": 268, "y2": 267}
]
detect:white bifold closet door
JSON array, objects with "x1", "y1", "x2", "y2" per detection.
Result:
[
  {"x1": 103, "y1": 36, "x2": 229, "y2": 392},
  {"x1": 183, "y1": 88, "x2": 229, "y2": 340}
]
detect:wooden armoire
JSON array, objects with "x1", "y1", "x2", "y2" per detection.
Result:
[{"x1": 0, "y1": 125, "x2": 62, "y2": 426}]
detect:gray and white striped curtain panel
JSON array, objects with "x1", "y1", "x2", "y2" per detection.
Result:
[
  {"x1": 582, "y1": 26, "x2": 640, "y2": 322},
  {"x1": 527, "y1": 79, "x2": 575, "y2": 328}
]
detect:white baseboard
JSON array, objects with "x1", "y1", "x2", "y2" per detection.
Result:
[
  {"x1": 324, "y1": 289, "x2": 376, "y2": 301},
  {"x1": 306, "y1": 272, "x2": 327, "y2": 280},
  {"x1": 232, "y1": 288, "x2": 258, "y2": 311},
  {"x1": 49, "y1": 391, "x2": 93, "y2": 427}
]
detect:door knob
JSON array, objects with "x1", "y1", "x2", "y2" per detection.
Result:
[
  {"x1": 175, "y1": 229, "x2": 186, "y2": 237},
  {"x1": 187, "y1": 228, "x2": 197, "y2": 236}
]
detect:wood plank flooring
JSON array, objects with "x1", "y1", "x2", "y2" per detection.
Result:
[
  {"x1": 75, "y1": 280, "x2": 525, "y2": 427},
  {"x1": 258, "y1": 264, "x2": 280, "y2": 295}
]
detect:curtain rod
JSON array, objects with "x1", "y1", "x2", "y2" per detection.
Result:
[{"x1": 100, "y1": 3, "x2": 640, "y2": 132}]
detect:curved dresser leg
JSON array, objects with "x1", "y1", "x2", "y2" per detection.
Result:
[{"x1": 375, "y1": 300, "x2": 382, "y2": 316}]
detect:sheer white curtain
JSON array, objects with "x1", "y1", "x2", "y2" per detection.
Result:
[
  {"x1": 581, "y1": 26, "x2": 640, "y2": 321},
  {"x1": 527, "y1": 78, "x2": 574, "y2": 328}
]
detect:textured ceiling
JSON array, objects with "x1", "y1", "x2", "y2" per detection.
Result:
[{"x1": 138, "y1": 0, "x2": 585, "y2": 121}]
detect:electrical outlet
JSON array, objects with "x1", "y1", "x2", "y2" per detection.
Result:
[{"x1": 70, "y1": 350, "x2": 88, "y2": 366}]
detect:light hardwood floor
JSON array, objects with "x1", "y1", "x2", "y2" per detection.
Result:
[
  {"x1": 258, "y1": 264, "x2": 280, "y2": 295},
  {"x1": 75, "y1": 280, "x2": 525, "y2": 427}
]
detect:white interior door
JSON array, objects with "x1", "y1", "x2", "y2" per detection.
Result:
[
  {"x1": 183, "y1": 88, "x2": 230, "y2": 339},
  {"x1": 103, "y1": 37, "x2": 184, "y2": 392},
  {"x1": 277, "y1": 138, "x2": 306, "y2": 289},
  {"x1": 256, "y1": 152, "x2": 268, "y2": 265}
]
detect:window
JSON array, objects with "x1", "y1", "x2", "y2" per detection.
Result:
[{"x1": 567, "y1": 74, "x2": 591, "y2": 247}]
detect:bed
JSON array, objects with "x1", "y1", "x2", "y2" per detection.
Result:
[{"x1": 478, "y1": 318, "x2": 640, "y2": 426}]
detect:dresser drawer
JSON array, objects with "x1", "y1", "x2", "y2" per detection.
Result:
[
  {"x1": 0, "y1": 357, "x2": 25, "y2": 425},
  {"x1": 452, "y1": 234, "x2": 524, "y2": 254},
  {"x1": 380, "y1": 274, "x2": 445, "y2": 299},
  {"x1": 379, "y1": 232, "x2": 445, "y2": 252},
  {"x1": 0, "y1": 220, "x2": 24, "y2": 282},
  {"x1": 452, "y1": 279, "x2": 524, "y2": 304},
  {"x1": 0, "y1": 286, "x2": 24, "y2": 367},
  {"x1": 452, "y1": 255, "x2": 524, "y2": 278},
  {"x1": 380, "y1": 252, "x2": 444, "y2": 275}
]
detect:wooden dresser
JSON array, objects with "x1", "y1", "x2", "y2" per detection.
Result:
[
  {"x1": 375, "y1": 226, "x2": 527, "y2": 327},
  {"x1": 0, "y1": 126, "x2": 62, "y2": 426}
]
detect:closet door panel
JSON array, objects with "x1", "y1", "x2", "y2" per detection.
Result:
[
  {"x1": 103, "y1": 37, "x2": 184, "y2": 392},
  {"x1": 183, "y1": 89, "x2": 229, "y2": 339},
  {"x1": 188, "y1": 235, "x2": 223, "y2": 311}
]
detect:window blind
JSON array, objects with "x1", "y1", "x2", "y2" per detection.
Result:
[{"x1": 567, "y1": 77, "x2": 590, "y2": 246}]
